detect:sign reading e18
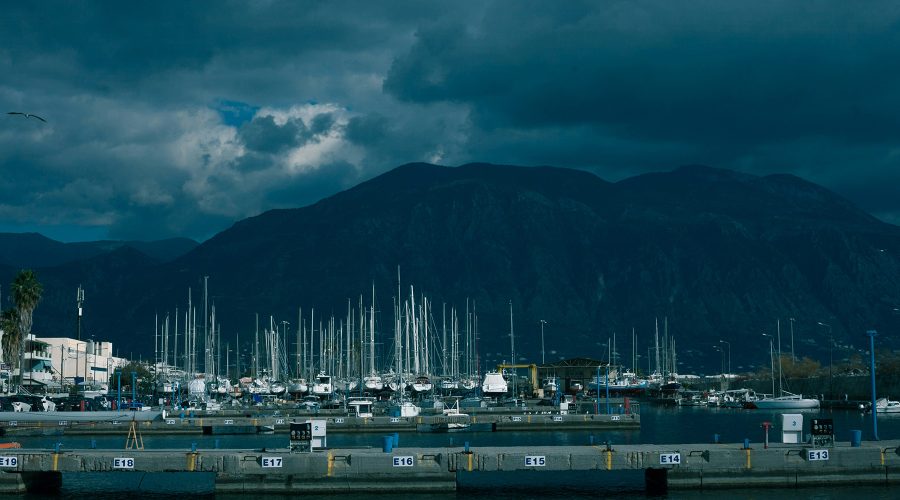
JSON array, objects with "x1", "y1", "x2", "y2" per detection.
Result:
[
  {"x1": 525, "y1": 456, "x2": 546, "y2": 466},
  {"x1": 659, "y1": 453, "x2": 681, "y2": 465},
  {"x1": 113, "y1": 458, "x2": 134, "y2": 469}
]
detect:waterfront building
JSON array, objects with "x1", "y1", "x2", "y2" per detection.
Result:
[{"x1": 39, "y1": 336, "x2": 127, "y2": 389}]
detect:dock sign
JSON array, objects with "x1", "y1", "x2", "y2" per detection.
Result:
[
  {"x1": 261, "y1": 457, "x2": 283, "y2": 468},
  {"x1": 0, "y1": 457, "x2": 17, "y2": 468},
  {"x1": 393, "y1": 456, "x2": 414, "y2": 467},
  {"x1": 659, "y1": 453, "x2": 681, "y2": 465},
  {"x1": 807, "y1": 449, "x2": 830, "y2": 461},
  {"x1": 113, "y1": 458, "x2": 134, "y2": 469},
  {"x1": 525, "y1": 456, "x2": 546, "y2": 466}
]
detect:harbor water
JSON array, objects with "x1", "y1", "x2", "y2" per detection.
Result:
[{"x1": 7, "y1": 403, "x2": 900, "y2": 498}]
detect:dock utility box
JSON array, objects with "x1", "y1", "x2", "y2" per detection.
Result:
[
  {"x1": 290, "y1": 421, "x2": 312, "y2": 452},
  {"x1": 308, "y1": 419, "x2": 327, "y2": 450},
  {"x1": 810, "y1": 418, "x2": 835, "y2": 447},
  {"x1": 781, "y1": 413, "x2": 803, "y2": 444}
]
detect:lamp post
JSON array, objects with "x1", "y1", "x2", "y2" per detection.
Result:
[
  {"x1": 539, "y1": 320, "x2": 547, "y2": 365},
  {"x1": 719, "y1": 340, "x2": 731, "y2": 376}
]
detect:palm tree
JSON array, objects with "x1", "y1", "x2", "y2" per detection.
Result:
[
  {"x1": 0, "y1": 308, "x2": 21, "y2": 366},
  {"x1": 11, "y1": 270, "x2": 42, "y2": 386}
]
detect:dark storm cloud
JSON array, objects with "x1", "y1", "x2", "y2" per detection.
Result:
[
  {"x1": 385, "y1": 1, "x2": 900, "y2": 145},
  {"x1": 382, "y1": 1, "x2": 900, "y2": 221},
  {"x1": 239, "y1": 115, "x2": 307, "y2": 154},
  {"x1": 1, "y1": 1, "x2": 899, "y2": 241}
]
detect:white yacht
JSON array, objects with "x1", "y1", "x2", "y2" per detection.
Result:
[
  {"x1": 312, "y1": 372, "x2": 333, "y2": 397},
  {"x1": 481, "y1": 371, "x2": 508, "y2": 398}
]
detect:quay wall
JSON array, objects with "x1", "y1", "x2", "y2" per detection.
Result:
[{"x1": 0, "y1": 440, "x2": 898, "y2": 493}]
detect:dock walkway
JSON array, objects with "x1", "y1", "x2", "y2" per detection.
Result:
[{"x1": 0, "y1": 439, "x2": 897, "y2": 494}]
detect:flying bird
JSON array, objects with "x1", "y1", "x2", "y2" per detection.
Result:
[{"x1": 7, "y1": 111, "x2": 46, "y2": 122}]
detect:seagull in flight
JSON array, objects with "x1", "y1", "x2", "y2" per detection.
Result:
[{"x1": 7, "y1": 111, "x2": 47, "y2": 122}]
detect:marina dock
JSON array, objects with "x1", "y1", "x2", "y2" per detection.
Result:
[
  {"x1": 0, "y1": 439, "x2": 897, "y2": 494},
  {"x1": 0, "y1": 410, "x2": 639, "y2": 436}
]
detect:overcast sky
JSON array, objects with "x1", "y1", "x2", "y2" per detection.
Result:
[{"x1": 2, "y1": 1, "x2": 899, "y2": 242}]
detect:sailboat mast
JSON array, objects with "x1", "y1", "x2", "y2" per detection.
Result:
[
  {"x1": 370, "y1": 284, "x2": 376, "y2": 376},
  {"x1": 509, "y1": 300, "x2": 515, "y2": 396},
  {"x1": 654, "y1": 318, "x2": 660, "y2": 376}
]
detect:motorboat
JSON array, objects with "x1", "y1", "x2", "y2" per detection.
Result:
[
  {"x1": 312, "y1": 373, "x2": 333, "y2": 397},
  {"x1": 348, "y1": 397, "x2": 375, "y2": 418},
  {"x1": 875, "y1": 398, "x2": 900, "y2": 414},
  {"x1": 542, "y1": 377, "x2": 558, "y2": 394},
  {"x1": 388, "y1": 400, "x2": 421, "y2": 418},
  {"x1": 481, "y1": 371, "x2": 508, "y2": 398},
  {"x1": 430, "y1": 399, "x2": 470, "y2": 432}
]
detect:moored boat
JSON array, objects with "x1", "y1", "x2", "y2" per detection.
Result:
[
  {"x1": 745, "y1": 392, "x2": 820, "y2": 409},
  {"x1": 481, "y1": 371, "x2": 508, "y2": 398}
]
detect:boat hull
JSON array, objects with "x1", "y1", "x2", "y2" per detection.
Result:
[{"x1": 746, "y1": 398, "x2": 820, "y2": 410}]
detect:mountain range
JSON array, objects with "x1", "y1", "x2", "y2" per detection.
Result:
[{"x1": 2, "y1": 163, "x2": 898, "y2": 375}]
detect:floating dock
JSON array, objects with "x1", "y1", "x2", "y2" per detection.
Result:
[
  {"x1": 0, "y1": 439, "x2": 897, "y2": 494},
  {"x1": 0, "y1": 411, "x2": 638, "y2": 436}
]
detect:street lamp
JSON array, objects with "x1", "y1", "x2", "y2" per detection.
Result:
[
  {"x1": 719, "y1": 340, "x2": 731, "y2": 376},
  {"x1": 539, "y1": 320, "x2": 547, "y2": 365}
]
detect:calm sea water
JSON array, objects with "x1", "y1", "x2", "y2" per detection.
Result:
[{"x1": 9, "y1": 404, "x2": 900, "y2": 498}]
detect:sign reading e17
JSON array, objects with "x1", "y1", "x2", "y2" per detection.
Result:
[
  {"x1": 659, "y1": 453, "x2": 681, "y2": 465},
  {"x1": 525, "y1": 455, "x2": 546, "y2": 466},
  {"x1": 261, "y1": 457, "x2": 283, "y2": 468}
]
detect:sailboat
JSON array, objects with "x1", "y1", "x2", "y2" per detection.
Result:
[
  {"x1": 746, "y1": 320, "x2": 819, "y2": 410},
  {"x1": 362, "y1": 292, "x2": 384, "y2": 393}
]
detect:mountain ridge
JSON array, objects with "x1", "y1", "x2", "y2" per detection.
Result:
[{"x1": 1, "y1": 163, "x2": 897, "y2": 374}]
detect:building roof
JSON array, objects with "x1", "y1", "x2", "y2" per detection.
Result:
[{"x1": 541, "y1": 357, "x2": 608, "y2": 368}]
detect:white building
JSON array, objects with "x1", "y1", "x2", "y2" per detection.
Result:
[{"x1": 40, "y1": 337, "x2": 128, "y2": 388}]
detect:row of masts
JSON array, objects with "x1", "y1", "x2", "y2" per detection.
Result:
[{"x1": 153, "y1": 274, "x2": 484, "y2": 389}]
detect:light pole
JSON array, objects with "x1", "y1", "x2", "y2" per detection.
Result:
[
  {"x1": 539, "y1": 320, "x2": 547, "y2": 365},
  {"x1": 817, "y1": 321, "x2": 833, "y2": 399},
  {"x1": 719, "y1": 340, "x2": 731, "y2": 375}
]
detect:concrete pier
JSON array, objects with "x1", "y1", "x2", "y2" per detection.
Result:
[
  {"x1": 0, "y1": 411, "x2": 638, "y2": 436},
  {"x1": 0, "y1": 440, "x2": 897, "y2": 494}
]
